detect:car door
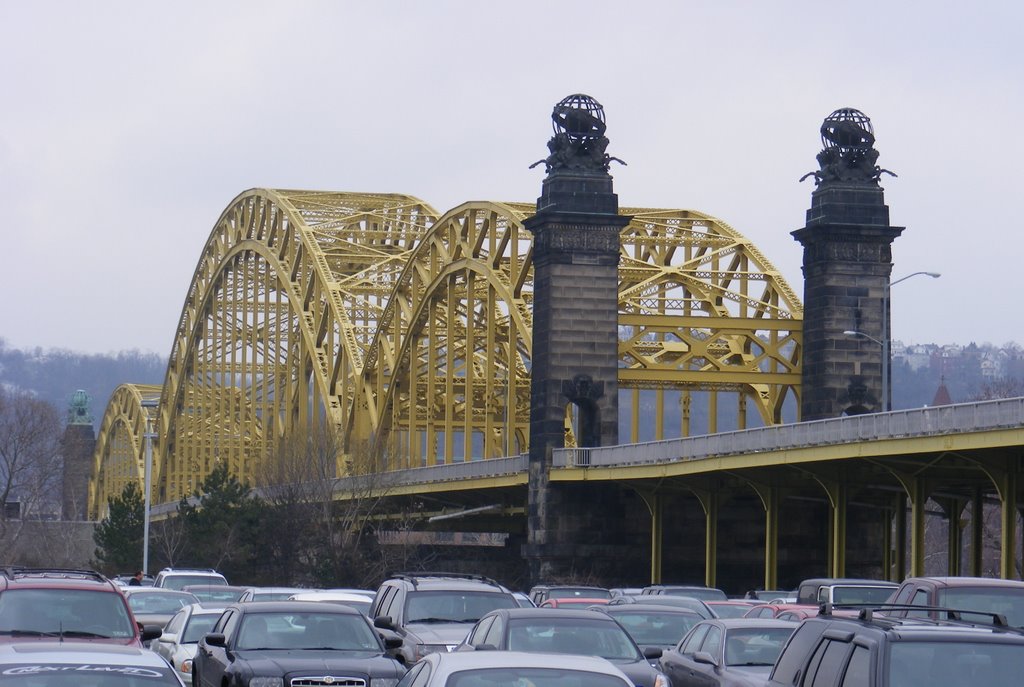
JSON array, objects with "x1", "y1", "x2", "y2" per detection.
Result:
[
  {"x1": 152, "y1": 608, "x2": 186, "y2": 663},
  {"x1": 660, "y1": 623, "x2": 710, "y2": 687},
  {"x1": 197, "y1": 609, "x2": 238, "y2": 687}
]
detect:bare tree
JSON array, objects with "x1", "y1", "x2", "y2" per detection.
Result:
[{"x1": 0, "y1": 387, "x2": 64, "y2": 558}]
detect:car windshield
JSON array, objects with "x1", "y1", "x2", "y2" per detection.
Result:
[
  {"x1": 660, "y1": 588, "x2": 727, "y2": 601},
  {"x1": 0, "y1": 662, "x2": 181, "y2": 686},
  {"x1": 831, "y1": 586, "x2": 895, "y2": 604},
  {"x1": 0, "y1": 589, "x2": 135, "y2": 639},
  {"x1": 127, "y1": 592, "x2": 196, "y2": 615},
  {"x1": 936, "y1": 587, "x2": 1024, "y2": 628},
  {"x1": 724, "y1": 627, "x2": 795, "y2": 666},
  {"x1": 182, "y1": 614, "x2": 221, "y2": 643},
  {"x1": 508, "y1": 617, "x2": 642, "y2": 661},
  {"x1": 889, "y1": 640, "x2": 1023, "y2": 685},
  {"x1": 187, "y1": 588, "x2": 243, "y2": 603},
  {"x1": 548, "y1": 588, "x2": 612, "y2": 600},
  {"x1": 612, "y1": 611, "x2": 700, "y2": 647},
  {"x1": 405, "y1": 591, "x2": 517, "y2": 624},
  {"x1": 235, "y1": 612, "x2": 381, "y2": 651},
  {"x1": 161, "y1": 575, "x2": 225, "y2": 590},
  {"x1": 447, "y1": 667, "x2": 627, "y2": 687}
]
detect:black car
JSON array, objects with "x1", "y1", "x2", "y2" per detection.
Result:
[
  {"x1": 595, "y1": 603, "x2": 705, "y2": 651},
  {"x1": 457, "y1": 607, "x2": 669, "y2": 687},
  {"x1": 659, "y1": 617, "x2": 797, "y2": 687},
  {"x1": 193, "y1": 601, "x2": 403, "y2": 687},
  {"x1": 766, "y1": 605, "x2": 1024, "y2": 687}
]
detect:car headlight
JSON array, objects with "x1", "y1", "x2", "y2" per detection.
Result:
[
  {"x1": 653, "y1": 671, "x2": 671, "y2": 687},
  {"x1": 414, "y1": 643, "x2": 449, "y2": 660},
  {"x1": 180, "y1": 659, "x2": 192, "y2": 674},
  {"x1": 370, "y1": 679, "x2": 400, "y2": 687},
  {"x1": 249, "y1": 678, "x2": 284, "y2": 687}
]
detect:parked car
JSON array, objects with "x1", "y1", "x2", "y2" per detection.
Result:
[
  {"x1": 370, "y1": 572, "x2": 519, "y2": 665},
  {"x1": 121, "y1": 587, "x2": 201, "y2": 631},
  {"x1": 193, "y1": 601, "x2": 403, "y2": 687},
  {"x1": 659, "y1": 617, "x2": 798, "y2": 687},
  {"x1": 529, "y1": 584, "x2": 612, "y2": 605},
  {"x1": 609, "y1": 594, "x2": 715, "y2": 618},
  {"x1": 539, "y1": 596, "x2": 610, "y2": 608},
  {"x1": 642, "y1": 585, "x2": 729, "y2": 601},
  {"x1": 794, "y1": 577, "x2": 897, "y2": 605},
  {"x1": 766, "y1": 605, "x2": 1024, "y2": 687},
  {"x1": 743, "y1": 589, "x2": 794, "y2": 602},
  {"x1": 154, "y1": 568, "x2": 228, "y2": 590},
  {"x1": 456, "y1": 607, "x2": 669, "y2": 687},
  {"x1": 705, "y1": 600, "x2": 758, "y2": 618},
  {"x1": 742, "y1": 602, "x2": 817, "y2": 619},
  {"x1": 885, "y1": 576, "x2": 1024, "y2": 628},
  {"x1": 0, "y1": 567, "x2": 159, "y2": 646},
  {"x1": 0, "y1": 640, "x2": 186, "y2": 686},
  {"x1": 288, "y1": 590, "x2": 373, "y2": 616},
  {"x1": 150, "y1": 603, "x2": 226, "y2": 684},
  {"x1": 512, "y1": 591, "x2": 537, "y2": 607},
  {"x1": 181, "y1": 584, "x2": 248, "y2": 604},
  {"x1": 397, "y1": 649, "x2": 634, "y2": 687},
  {"x1": 595, "y1": 603, "x2": 704, "y2": 650},
  {"x1": 237, "y1": 586, "x2": 308, "y2": 602}
]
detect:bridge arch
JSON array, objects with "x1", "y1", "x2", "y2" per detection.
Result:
[{"x1": 91, "y1": 191, "x2": 802, "y2": 512}]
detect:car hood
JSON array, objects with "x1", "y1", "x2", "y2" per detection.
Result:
[
  {"x1": 235, "y1": 650, "x2": 404, "y2": 677},
  {"x1": 405, "y1": 623, "x2": 473, "y2": 647}
]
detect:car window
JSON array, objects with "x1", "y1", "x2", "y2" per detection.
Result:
[
  {"x1": 892, "y1": 584, "x2": 914, "y2": 605},
  {"x1": 840, "y1": 644, "x2": 870, "y2": 687},
  {"x1": 771, "y1": 622, "x2": 828, "y2": 685},
  {"x1": 376, "y1": 586, "x2": 398, "y2": 619},
  {"x1": 164, "y1": 609, "x2": 186, "y2": 635},
  {"x1": 397, "y1": 660, "x2": 428, "y2": 687},
  {"x1": 467, "y1": 616, "x2": 494, "y2": 645},
  {"x1": 183, "y1": 613, "x2": 221, "y2": 643},
  {"x1": 405, "y1": 591, "x2": 516, "y2": 623},
  {"x1": 0, "y1": 588, "x2": 135, "y2": 639},
  {"x1": 680, "y1": 624, "x2": 710, "y2": 654},
  {"x1": 804, "y1": 639, "x2": 850, "y2": 687},
  {"x1": 482, "y1": 615, "x2": 504, "y2": 647},
  {"x1": 938, "y1": 586, "x2": 1024, "y2": 627},
  {"x1": 700, "y1": 625, "x2": 723, "y2": 657}
]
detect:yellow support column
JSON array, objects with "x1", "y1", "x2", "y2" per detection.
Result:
[
  {"x1": 650, "y1": 492, "x2": 663, "y2": 584},
  {"x1": 1000, "y1": 468, "x2": 1018, "y2": 579},
  {"x1": 910, "y1": 478, "x2": 926, "y2": 577},
  {"x1": 764, "y1": 486, "x2": 779, "y2": 591},
  {"x1": 705, "y1": 492, "x2": 718, "y2": 589},
  {"x1": 945, "y1": 499, "x2": 963, "y2": 576},
  {"x1": 894, "y1": 493, "x2": 908, "y2": 581},
  {"x1": 882, "y1": 509, "x2": 893, "y2": 581},
  {"x1": 971, "y1": 489, "x2": 984, "y2": 577},
  {"x1": 829, "y1": 482, "x2": 847, "y2": 578}
]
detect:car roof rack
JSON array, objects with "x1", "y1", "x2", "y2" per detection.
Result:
[
  {"x1": 819, "y1": 602, "x2": 1010, "y2": 629},
  {"x1": 2, "y1": 567, "x2": 109, "y2": 583},
  {"x1": 388, "y1": 571, "x2": 504, "y2": 589}
]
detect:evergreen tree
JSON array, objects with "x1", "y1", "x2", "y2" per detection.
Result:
[
  {"x1": 92, "y1": 482, "x2": 144, "y2": 573},
  {"x1": 178, "y1": 462, "x2": 262, "y2": 583}
]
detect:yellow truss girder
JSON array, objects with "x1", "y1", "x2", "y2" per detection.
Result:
[{"x1": 91, "y1": 191, "x2": 803, "y2": 513}]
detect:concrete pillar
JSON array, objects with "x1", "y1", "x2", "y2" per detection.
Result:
[
  {"x1": 792, "y1": 109, "x2": 903, "y2": 420},
  {"x1": 524, "y1": 95, "x2": 631, "y2": 584}
]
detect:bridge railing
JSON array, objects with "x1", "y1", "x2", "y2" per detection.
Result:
[{"x1": 553, "y1": 396, "x2": 1024, "y2": 468}]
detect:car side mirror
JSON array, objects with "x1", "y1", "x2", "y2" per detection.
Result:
[
  {"x1": 204, "y1": 633, "x2": 226, "y2": 647},
  {"x1": 383, "y1": 636, "x2": 403, "y2": 650},
  {"x1": 694, "y1": 651, "x2": 718, "y2": 667},
  {"x1": 141, "y1": 625, "x2": 163, "y2": 642},
  {"x1": 374, "y1": 616, "x2": 396, "y2": 630},
  {"x1": 643, "y1": 646, "x2": 663, "y2": 660}
]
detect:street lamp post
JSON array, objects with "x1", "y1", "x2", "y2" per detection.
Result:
[
  {"x1": 845, "y1": 271, "x2": 940, "y2": 412},
  {"x1": 882, "y1": 272, "x2": 941, "y2": 412},
  {"x1": 140, "y1": 398, "x2": 159, "y2": 575}
]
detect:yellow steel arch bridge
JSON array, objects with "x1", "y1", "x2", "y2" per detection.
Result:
[{"x1": 89, "y1": 190, "x2": 802, "y2": 518}]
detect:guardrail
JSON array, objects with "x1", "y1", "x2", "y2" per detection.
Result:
[{"x1": 553, "y1": 396, "x2": 1024, "y2": 468}]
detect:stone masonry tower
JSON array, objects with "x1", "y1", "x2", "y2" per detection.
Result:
[
  {"x1": 524, "y1": 95, "x2": 631, "y2": 583},
  {"x1": 792, "y1": 109, "x2": 903, "y2": 420},
  {"x1": 62, "y1": 390, "x2": 96, "y2": 520}
]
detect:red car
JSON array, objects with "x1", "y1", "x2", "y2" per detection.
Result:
[{"x1": 0, "y1": 567, "x2": 159, "y2": 646}]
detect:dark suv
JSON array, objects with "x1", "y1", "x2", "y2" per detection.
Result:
[
  {"x1": 370, "y1": 572, "x2": 518, "y2": 665},
  {"x1": 766, "y1": 605, "x2": 1024, "y2": 687},
  {"x1": 0, "y1": 567, "x2": 159, "y2": 646}
]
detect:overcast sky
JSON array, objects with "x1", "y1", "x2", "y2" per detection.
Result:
[{"x1": 2, "y1": 2, "x2": 1021, "y2": 356}]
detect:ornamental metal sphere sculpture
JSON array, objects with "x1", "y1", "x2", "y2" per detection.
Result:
[
  {"x1": 531, "y1": 93, "x2": 625, "y2": 174},
  {"x1": 552, "y1": 94, "x2": 607, "y2": 143},
  {"x1": 801, "y1": 107, "x2": 895, "y2": 186},
  {"x1": 820, "y1": 108, "x2": 875, "y2": 152}
]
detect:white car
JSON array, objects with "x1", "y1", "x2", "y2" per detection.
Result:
[
  {"x1": 150, "y1": 603, "x2": 226, "y2": 684},
  {"x1": 153, "y1": 568, "x2": 228, "y2": 590},
  {"x1": 288, "y1": 590, "x2": 373, "y2": 615},
  {"x1": 398, "y1": 650, "x2": 634, "y2": 687},
  {"x1": 0, "y1": 641, "x2": 186, "y2": 686}
]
